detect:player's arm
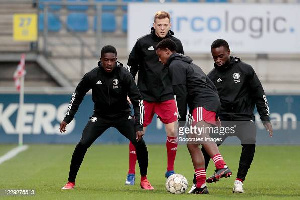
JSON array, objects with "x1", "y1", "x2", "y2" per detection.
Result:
[
  {"x1": 126, "y1": 72, "x2": 144, "y2": 133},
  {"x1": 60, "y1": 74, "x2": 92, "y2": 133},
  {"x1": 127, "y1": 41, "x2": 141, "y2": 79},
  {"x1": 168, "y1": 63, "x2": 188, "y2": 121},
  {"x1": 248, "y1": 67, "x2": 273, "y2": 137},
  {"x1": 173, "y1": 86, "x2": 188, "y2": 122}
]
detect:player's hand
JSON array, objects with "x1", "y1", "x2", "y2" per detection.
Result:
[
  {"x1": 136, "y1": 130, "x2": 144, "y2": 142},
  {"x1": 264, "y1": 122, "x2": 273, "y2": 137},
  {"x1": 216, "y1": 117, "x2": 222, "y2": 127},
  {"x1": 127, "y1": 96, "x2": 132, "y2": 105},
  {"x1": 60, "y1": 121, "x2": 67, "y2": 133}
]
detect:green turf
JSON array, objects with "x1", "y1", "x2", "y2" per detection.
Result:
[
  {"x1": 0, "y1": 145, "x2": 17, "y2": 157},
  {"x1": 0, "y1": 144, "x2": 299, "y2": 199}
]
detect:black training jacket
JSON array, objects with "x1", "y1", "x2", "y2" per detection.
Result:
[
  {"x1": 208, "y1": 56, "x2": 270, "y2": 122},
  {"x1": 167, "y1": 53, "x2": 220, "y2": 121},
  {"x1": 63, "y1": 62, "x2": 144, "y2": 131},
  {"x1": 128, "y1": 28, "x2": 184, "y2": 102}
]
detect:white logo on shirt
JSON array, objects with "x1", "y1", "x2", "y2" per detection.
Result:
[
  {"x1": 113, "y1": 79, "x2": 119, "y2": 89},
  {"x1": 233, "y1": 73, "x2": 241, "y2": 83},
  {"x1": 96, "y1": 80, "x2": 102, "y2": 84},
  {"x1": 90, "y1": 117, "x2": 97, "y2": 122},
  {"x1": 217, "y1": 78, "x2": 222, "y2": 83},
  {"x1": 148, "y1": 46, "x2": 154, "y2": 50}
]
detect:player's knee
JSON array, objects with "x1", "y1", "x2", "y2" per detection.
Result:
[
  {"x1": 132, "y1": 139, "x2": 146, "y2": 148},
  {"x1": 187, "y1": 143, "x2": 198, "y2": 151},
  {"x1": 134, "y1": 141, "x2": 148, "y2": 155},
  {"x1": 166, "y1": 128, "x2": 177, "y2": 137},
  {"x1": 241, "y1": 144, "x2": 256, "y2": 152},
  {"x1": 78, "y1": 140, "x2": 92, "y2": 149}
]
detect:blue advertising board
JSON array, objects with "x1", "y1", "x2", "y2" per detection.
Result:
[{"x1": 0, "y1": 94, "x2": 299, "y2": 144}]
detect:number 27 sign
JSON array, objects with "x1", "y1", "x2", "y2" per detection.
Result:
[{"x1": 13, "y1": 14, "x2": 37, "y2": 41}]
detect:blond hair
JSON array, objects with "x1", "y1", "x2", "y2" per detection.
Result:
[{"x1": 154, "y1": 11, "x2": 170, "y2": 22}]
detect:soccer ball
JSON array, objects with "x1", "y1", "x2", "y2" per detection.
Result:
[{"x1": 165, "y1": 174, "x2": 188, "y2": 194}]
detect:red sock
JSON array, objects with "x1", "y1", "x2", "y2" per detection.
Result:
[
  {"x1": 128, "y1": 142, "x2": 137, "y2": 174},
  {"x1": 212, "y1": 154, "x2": 226, "y2": 169},
  {"x1": 236, "y1": 178, "x2": 243, "y2": 182},
  {"x1": 166, "y1": 136, "x2": 178, "y2": 171},
  {"x1": 195, "y1": 168, "x2": 206, "y2": 188},
  {"x1": 141, "y1": 176, "x2": 147, "y2": 181}
]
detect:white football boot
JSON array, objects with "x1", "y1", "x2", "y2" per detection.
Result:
[{"x1": 233, "y1": 180, "x2": 244, "y2": 193}]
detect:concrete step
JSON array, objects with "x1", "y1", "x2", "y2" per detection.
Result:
[{"x1": 0, "y1": 35, "x2": 32, "y2": 52}]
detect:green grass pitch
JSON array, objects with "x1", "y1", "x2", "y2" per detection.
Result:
[{"x1": 0, "y1": 144, "x2": 299, "y2": 199}]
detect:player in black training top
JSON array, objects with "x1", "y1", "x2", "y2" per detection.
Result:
[
  {"x1": 125, "y1": 11, "x2": 184, "y2": 184},
  {"x1": 60, "y1": 45, "x2": 153, "y2": 190},
  {"x1": 202, "y1": 39, "x2": 273, "y2": 193},
  {"x1": 156, "y1": 38, "x2": 232, "y2": 194}
]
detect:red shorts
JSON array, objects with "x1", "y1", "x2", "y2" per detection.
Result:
[
  {"x1": 192, "y1": 107, "x2": 217, "y2": 126},
  {"x1": 143, "y1": 99, "x2": 178, "y2": 127}
]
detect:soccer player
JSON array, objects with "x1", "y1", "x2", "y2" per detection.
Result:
[
  {"x1": 60, "y1": 45, "x2": 153, "y2": 190},
  {"x1": 125, "y1": 11, "x2": 184, "y2": 185},
  {"x1": 156, "y1": 38, "x2": 232, "y2": 194},
  {"x1": 202, "y1": 39, "x2": 273, "y2": 193}
]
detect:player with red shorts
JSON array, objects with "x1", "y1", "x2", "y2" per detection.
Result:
[
  {"x1": 125, "y1": 11, "x2": 184, "y2": 187},
  {"x1": 156, "y1": 38, "x2": 232, "y2": 194}
]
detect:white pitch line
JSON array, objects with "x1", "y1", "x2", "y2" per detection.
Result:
[{"x1": 0, "y1": 145, "x2": 28, "y2": 165}]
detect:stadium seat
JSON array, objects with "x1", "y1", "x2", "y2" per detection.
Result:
[
  {"x1": 38, "y1": 13, "x2": 61, "y2": 32},
  {"x1": 67, "y1": 13, "x2": 89, "y2": 32},
  {"x1": 122, "y1": 0, "x2": 144, "y2": 11},
  {"x1": 122, "y1": 13, "x2": 127, "y2": 33},
  {"x1": 39, "y1": 0, "x2": 62, "y2": 10},
  {"x1": 95, "y1": 0, "x2": 117, "y2": 11},
  {"x1": 67, "y1": 0, "x2": 89, "y2": 11},
  {"x1": 205, "y1": 0, "x2": 228, "y2": 2},
  {"x1": 94, "y1": 13, "x2": 116, "y2": 32}
]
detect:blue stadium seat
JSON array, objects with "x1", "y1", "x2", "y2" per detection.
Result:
[
  {"x1": 39, "y1": 13, "x2": 61, "y2": 32},
  {"x1": 122, "y1": 0, "x2": 144, "y2": 11},
  {"x1": 67, "y1": 0, "x2": 89, "y2": 11},
  {"x1": 94, "y1": 13, "x2": 116, "y2": 32},
  {"x1": 205, "y1": 0, "x2": 227, "y2": 2},
  {"x1": 67, "y1": 13, "x2": 89, "y2": 32},
  {"x1": 39, "y1": 0, "x2": 62, "y2": 10},
  {"x1": 122, "y1": 13, "x2": 127, "y2": 33},
  {"x1": 95, "y1": 0, "x2": 117, "y2": 11}
]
